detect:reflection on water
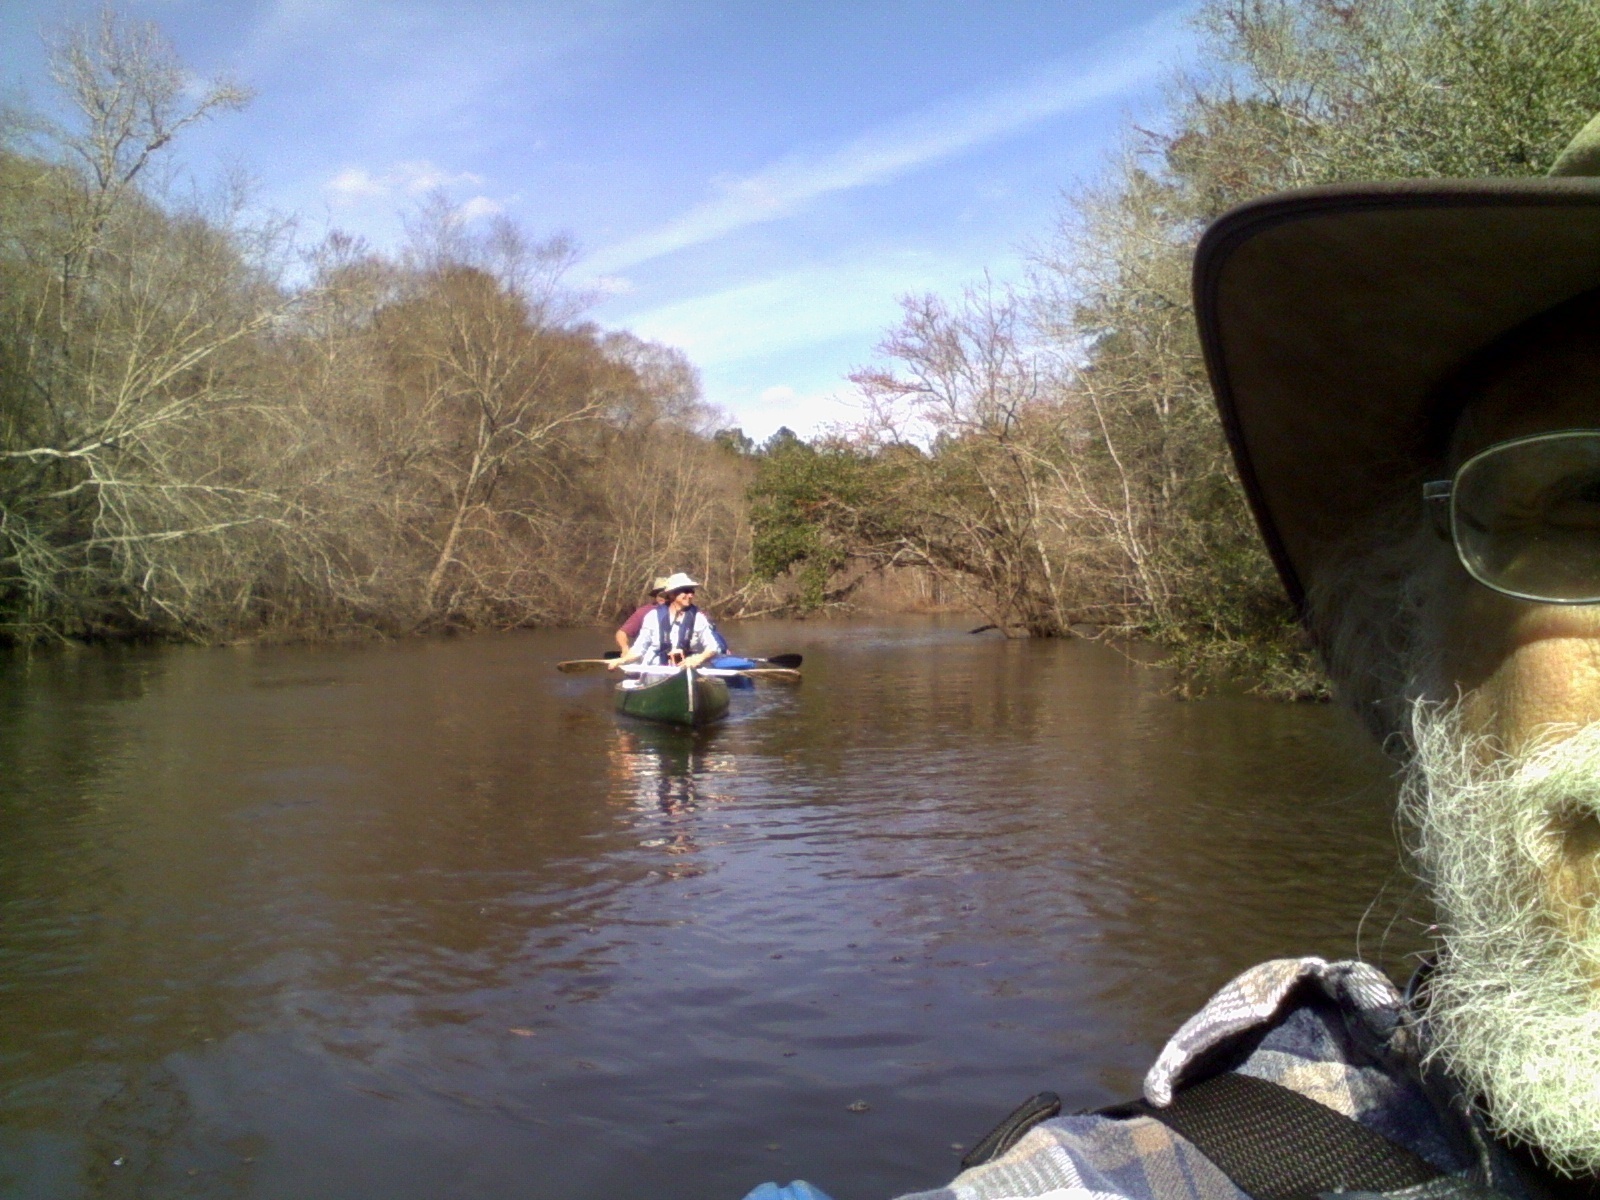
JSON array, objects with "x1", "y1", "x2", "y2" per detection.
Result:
[
  {"x1": 0, "y1": 618, "x2": 1424, "y2": 1200},
  {"x1": 608, "y1": 725, "x2": 739, "y2": 871}
]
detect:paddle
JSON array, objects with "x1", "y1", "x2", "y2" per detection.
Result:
[
  {"x1": 752, "y1": 653, "x2": 803, "y2": 669},
  {"x1": 601, "y1": 650, "x2": 802, "y2": 668},
  {"x1": 676, "y1": 666, "x2": 803, "y2": 682},
  {"x1": 736, "y1": 667, "x2": 802, "y2": 682},
  {"x1": 557, "y1": 659, "x2": 802, "y2": 680}
]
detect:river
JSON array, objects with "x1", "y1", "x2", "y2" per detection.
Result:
[{"x1": 0, "y1": 616, "x2": 1426, "y2": 1200}]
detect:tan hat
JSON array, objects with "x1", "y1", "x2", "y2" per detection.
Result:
[
  {"x1": 1197, "y1": 112, "x2": 1600, "y2": 613},
  {"x1": 649, "y1": 576, "x2": 671, "y2": 596},
  {"x1": 660, "y1": 572, "x2": 700, "y2": 595}
]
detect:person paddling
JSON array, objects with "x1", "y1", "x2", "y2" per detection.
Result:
[
  {"x1": 615, "y1": 577, "x2": 670, "y2": 655},
  {"x1": 610, "y1": 573, "x2": 726, "y2": 672}
]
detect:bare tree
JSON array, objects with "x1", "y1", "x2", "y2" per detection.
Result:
[
  {"x1": 0, "y1": 7, "x2": 274, "y2": 640},
  {"x1": 377, "y1": 214, "x2": 608, "y2": 621},
  {"x1": 844, "y1": 281, "x2": 1074, "y2": 636},
  {"x1": 44, "y1": 7, "x2": 250, "y2": 326}
]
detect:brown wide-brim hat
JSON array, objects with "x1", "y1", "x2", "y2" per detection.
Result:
[{"x1": 1195, "y1": 114, "x2": 1600, "y2": 613}]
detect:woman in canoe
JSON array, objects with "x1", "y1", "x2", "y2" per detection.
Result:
[{"x1": 610, "y1": 573, "x2": 727, "y2": 672}]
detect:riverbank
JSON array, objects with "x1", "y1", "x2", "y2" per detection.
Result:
[{"x1": 1, "y1": 593, "x2": 1332, "y2": 710}]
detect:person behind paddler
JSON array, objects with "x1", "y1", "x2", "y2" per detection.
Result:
[
  {"x1": 610, "y1": 572, "x2": 726, "y2": 672},
  {"x1": 615, "y1": 576, "x2": 670, "y2": 655}
]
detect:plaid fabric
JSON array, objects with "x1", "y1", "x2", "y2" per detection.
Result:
[{"x1": 894, "y1": 957, "x2": 1498, "y2": 1200}]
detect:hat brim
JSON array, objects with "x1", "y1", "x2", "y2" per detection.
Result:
[{"x1": 1196, "y1": 177, "x2": 1600, "y2": 612}]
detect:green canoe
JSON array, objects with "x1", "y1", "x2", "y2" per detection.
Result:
[{"x1": 614, "y1": 666, "x2": 730, "y2": 728}]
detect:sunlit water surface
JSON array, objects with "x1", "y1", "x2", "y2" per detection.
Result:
[{"x1": 0, "y1": 617, "x2": 1423, "y2": 1199}]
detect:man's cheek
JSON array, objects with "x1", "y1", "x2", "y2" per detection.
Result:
[{"x1": 1461, "y1": 635, "x2": 1600, "y2": 751}]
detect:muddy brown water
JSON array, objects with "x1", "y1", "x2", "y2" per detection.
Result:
[{"x1": 0, "y1": 616, "x2": 1427, "y2": 1200}]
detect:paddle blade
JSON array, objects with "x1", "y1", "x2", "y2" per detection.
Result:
[
  {"x1": 762, "y1": 654, "x2": 803, "y2": 668},
  {"x1": 556, "y1": 659, "x2": 614, "y2": 673}
]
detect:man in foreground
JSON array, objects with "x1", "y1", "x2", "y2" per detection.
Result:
[{"x1": 750, "y1": 112, "x2": 1600, "y2": 1200}]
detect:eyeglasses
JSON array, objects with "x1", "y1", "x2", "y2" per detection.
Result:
[{"x1": 1424, "y1": 429, "x2": 1600, "y2": 604}]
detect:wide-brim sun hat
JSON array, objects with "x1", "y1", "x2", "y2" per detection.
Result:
[
  {"x1": 1196, "y1": 112, "x2": 1600, "y2": 614},
  {"x1": 650, "y1": 575, "x2": 672, "y2": 595},
  {"x1": 660, "y1": 572, "x2": 700, "y2": 594}
]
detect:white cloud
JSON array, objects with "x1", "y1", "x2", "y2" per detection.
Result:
[
  {"x1": 325, "y1": 166, "x2": 386, "y2": 202},
  {"x1": 612, "y1": 246, "x2": 1028, "y2": 438},
  {"x1": 396, "y1": 161, "x2": 484, "y2": 194},
  {"x1": 617, "y1": 250, "x2": 1006, "y2": 368},
  {"x1": 323, "y1": 159, "x2": 492, "y2": 209},
  {"x1": 592, "y1": 275, "x2": 636, "y2": 296},
  {"x1": 623, "y1": 269, "x2": 884, "y2": 365},
  {"x1": 457, "y1": 195, "x2": 504, "y2": 220},
  {"x1": 719, "y1": 383, "x2": 856, "y2": 440},
  {"x1": 587, "y1": 8, "x2": 1189, "y2": 275}
]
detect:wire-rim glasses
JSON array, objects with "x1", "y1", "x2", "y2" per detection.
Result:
[{"x1": 1424, "y1": 428, "x2": 1600, "y2": 604}]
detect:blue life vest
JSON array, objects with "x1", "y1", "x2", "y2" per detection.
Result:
[{"x1": 652, "y1": 604, "x2": 728, "y2": 664}]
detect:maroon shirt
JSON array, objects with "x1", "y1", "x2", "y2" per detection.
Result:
[{"x1": 618, "y1": 603, "x2": 660, "y2": 641}]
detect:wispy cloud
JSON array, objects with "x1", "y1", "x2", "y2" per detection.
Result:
[
  {"x1": 621, "y1": 264, "x2": 906, "y2": 367},
  {"x1": 740, "y1": 383, "x2": 852, "y2": 439},
  {"x1": 618, "y1": 248, "x2": 1017, "y2": 368},
  {"x1": 587, "y1": 9, "x2": 1189, "y2": 275},
  {"x1": 324, "y1": 159, "x2": 485, "y2": 205},
  {"x1": 321, "y1": 162, "x2": 504, "y2": 224},
  {"x1": 456, "y1": 195, "x2": 504, "y2": 220}
]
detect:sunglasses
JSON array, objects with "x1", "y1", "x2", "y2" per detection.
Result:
[{"x1": 1425, "y1": 429, "x2": 1600, "y2": 604}]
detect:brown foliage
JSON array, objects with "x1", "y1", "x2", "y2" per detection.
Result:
[{"x1": 0, "y1": 9, "x2": 753, "y2": 644}]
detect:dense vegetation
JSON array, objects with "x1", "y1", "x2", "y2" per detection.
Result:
[
  {"x1": 747, "y1": 0, "x2": 1600, "y2": 696},
  {"x1": 9, "y1": 1, "x2": 1600, "y2": 695},
  {"x1": 0, "y1": 11, "x2": 751, "y2": 644}
]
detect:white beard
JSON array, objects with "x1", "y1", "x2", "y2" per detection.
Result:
[{"x1": 1406, "y1": 704, "x2": 1600, "y2": 1174}]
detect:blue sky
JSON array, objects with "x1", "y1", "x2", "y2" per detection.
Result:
[{"x1": 0, "y1": 1, "x2": 1198, "y2": 438}]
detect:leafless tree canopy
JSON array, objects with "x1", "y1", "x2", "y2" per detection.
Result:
[{"x1": 0, "y1": 8, "x2": 752, "y2": 644}]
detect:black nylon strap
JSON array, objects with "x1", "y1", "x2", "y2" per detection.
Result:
[
  {"x1": 1128, "y1": 1072, "x2": 1442, "y2": 1200},
  {"x1": 961, "y1": 1091, "x2": 1062, "y2": 1170}
]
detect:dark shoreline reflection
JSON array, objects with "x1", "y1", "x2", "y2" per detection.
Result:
[{"x1": 0, "y1": 619, "x2": 1424, "y2": 1200}]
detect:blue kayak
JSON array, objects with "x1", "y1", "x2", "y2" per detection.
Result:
[{"x1": 708, "y1": 655, "x2": 757, "y2": 688}]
